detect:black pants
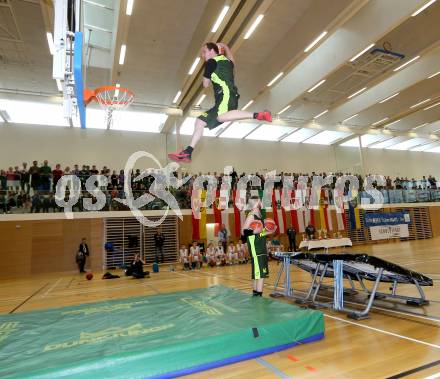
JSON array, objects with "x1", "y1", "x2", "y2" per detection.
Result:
[
  {"x1": 133, "y1": 271, "x2": 149, "y2": 279},
  {"x1": 78, "y1": 259, "x2": 86, "y2": 273},
  {"x1": 288, "y1": 237, "x2": 297, "y2": 252},
  {"x1": 155, "y1": 246, "x2": 164, "y2": 263}
]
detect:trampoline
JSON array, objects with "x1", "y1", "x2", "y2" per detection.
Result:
[{"x1": 273, "y1": 252, "x2": 433, "y2": 320}]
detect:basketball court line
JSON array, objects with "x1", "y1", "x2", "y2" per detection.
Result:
[
  {"x1": 386, "y1": 359, "x2": 440, "y2": 378},
  {"x1": 324, "y1": 314, "x2": 440, "y2": 349},
  {"x1": 255, "y1": 358, "x2": 293, "y2": 379},
  {"x1": 8, "y1": 283, "x2": 49, "y2": 314},
  {"x1": 42, "y1": 277, "x2": 63, "y2": 298}
]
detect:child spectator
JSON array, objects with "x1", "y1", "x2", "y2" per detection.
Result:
[
  {"x1": 190, "y1": 241, "x2": 201, "y2": 270},
  {"x1": 179, "y1": 245, "x2": 190, "y2": 270},
  {"x1": 206, "y1": 242, "x2": 216, "y2": 267}
]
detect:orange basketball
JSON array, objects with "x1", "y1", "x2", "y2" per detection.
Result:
[
  {"x1": 264, "y1": 218, "x2": 277, "y2": 234},
  {"x1": 249, "y1": 220, "x2": 264, "y2": 234},
  {"x1": 86, "y1": 272, "x2": 93, "y2": 280}
]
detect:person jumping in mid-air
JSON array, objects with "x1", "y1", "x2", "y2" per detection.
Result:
[{"x1": 168, "y1": 42, "x2": 272, "y2": 163}]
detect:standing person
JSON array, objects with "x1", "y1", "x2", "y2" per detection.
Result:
[
  {"x1": 168, "y1": 42, "x2": 272, "y2": 163},
  {"x1": 76, "y1": 237, "x2": 90, "y2": 273},
  {"x1": 286, "y1": 225, "x2": 297, "y2": 252},
  {"x1": 218, "y1": 224, "x2": 228, "y2": 254},
  {"x1": 243, "y1": 196, "x2": 269, "y2": 297},
  {"x1": 20, "y1": 163, "x2": 30, "y2": 194},
  {"x1": 52, "y1": 164, "x2": 63, "y2": 192},
  {"x1": 154, "y1": 228, "x2": 165, "y2": 263},
  {"x1": 29, "y1": 161, "x2": 40, "y2": 193},
  {"x1": 40, "y1": 160, "x2": 52, "y2": 192}
]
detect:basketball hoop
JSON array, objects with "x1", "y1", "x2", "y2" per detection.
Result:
[{"x1": 84, "y1": 85, "x2": 135, "y2": 128}]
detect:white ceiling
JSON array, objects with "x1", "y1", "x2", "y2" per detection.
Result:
[{"x1": 0, "y1": 0, "x2": 440, "y2": 152}]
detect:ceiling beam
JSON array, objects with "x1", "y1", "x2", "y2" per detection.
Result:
[
  {"x1": 251, "y1": 0, "x2": 427, "y2": 113},
  {"x1": 322, "y1": 43, "x2": 440, "y2": 125}
]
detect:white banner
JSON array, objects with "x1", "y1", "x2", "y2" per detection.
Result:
[{"x1": 370, "y1": 224, "x2": 409, "y2": 240}]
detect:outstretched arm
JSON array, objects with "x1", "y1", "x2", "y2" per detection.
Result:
[{"x1": 218, "y1": 43, "x2": 235, "y2": 65}]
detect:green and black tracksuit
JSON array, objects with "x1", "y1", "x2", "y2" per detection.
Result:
[
  {"x1": 246, "y1": 214, "x2": 269, "y2": 280},
  {"x1": 199, "y1": 55, "x2": 239, "y2": 129}
]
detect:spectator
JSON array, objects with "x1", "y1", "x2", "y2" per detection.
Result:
[
  {"x1": 179, "y1": 245, "x2": 190, "y2": 270},
  {"x1": 190, "y1": 241, "x2": 201, "y2": 269},
  {"x1": 40, "y1": 160, "x2": 52, "y2": 191},
  {"x1": 0, "y1": 170, "x2": 6, "y2": 190},
  {"x1": 153, "y1": 227, "x2": 165, "y2": 263},
  {"x1": 111, "y1": 170, "x2": 119, "y2": 188},
  {"x1": 76, "y1": 237, "x2": 90, "y2": 273},
  {"x1": 6, "y1": 167, "x2": 17, "y2": 191},
  {"x1": 206, "y1": 242, "x2": 216, "y2": 267},
  {"x1": 286, "y1": 224, "x2": 297, "y2": 252},
  {"x1": 30, "y1": 192, "x2": 42, "y2": 213},
  {"x1": 305, "y1": 224, "x2": 316, "y2": 240},
  {"x1": 52, "y1": 164, "x2": 63, "y2": 191},
  {"x1": 20, "y1": 163, "x2": 30, "y2": 194},
  {"x1": 29, "y1": 161, "x2": 40, "y2": 192},
  {"x1": 131, "y1": 254, "x2": 150, "y2": 278},
  {"x1": 218, "y1": 224, "x2": 228, "y2": 253}
]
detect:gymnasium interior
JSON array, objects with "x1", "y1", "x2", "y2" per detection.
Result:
[{"x1": 1, "y1": 0, "x2": 440, "y2": 378}]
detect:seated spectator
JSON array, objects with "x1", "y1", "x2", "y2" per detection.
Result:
[
  {"x1": 179, "y1": 245, "x2": 190, "y2": 270},
  {"x1": 305, "y1": 224, "x2": 316, "y2": 240},
  {"x1": 215, "y1": 241, "x2": 226, "y2": 266},
  {"x1": 30, "y1": 193, "x2": 42, "y2": 213},
  {"x1": 236, "y1": 240, "x2": 246, "y2": 264},
  {"x1": 227, "y1": 242, "x2": 237, "y2": 265},
  {"x1": 190, "y1": 241, "x2": 201, "y2": 269},
  {"x1": 131, "y1": 254, "x2": 149, "y2": 278},
  {"x1": 206, "y1": 242, "x2": 216, "y2": 267},
  {"x1": 0, "y1": 193, "x2": 10, "y2": 214}
]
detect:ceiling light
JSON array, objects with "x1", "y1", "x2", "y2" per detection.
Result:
[
  {"x1": 307, "y1": 79, "x2": 326, "y2": 93},
  {"x1": 267, "y1": 72, "x2": 283, "y2": 87},
  {"x1": 424, "y1": 102, "x2": 440, "y2": 110},
  {"x1": 242, "y1": 100, "x2": 254, "y2": 110},
  {"x1": 349, "y1": 43, "x2": 375, "y2": 62},
  {"x1": 413, "y1": 123, "x2": 429, "y2": 130},
  {"x1": 393, "y1": 56, "x2": 420, "y2": 72},
  {"x1": 304, "y1": 31, "x2": 328, "y2": 53},
  {"x1": 379, "y1": 92, "x2": 399, "y2": 103},
  {"x1": 211, "y1": 6, "x2": 230, "y2": 33},
  {"x1": 372, "y1": 117, "x2": 389, "y2": 126},
  {"x1": 348, "y1": 87, "x2": 367, "y2": 99},
  {"x1": 56, "y1": 79, "x2": 62, "y2": 92},
  {"x1": 343, "y1": 114, "x2": 358, "y2": 123},
  {"x1": 411, "y1": 0, "x2": 437, "y2": 16},
  {"x1": 173, "y1": 90, "x2": 182, "y2": 104},
  {"x1": 196, "y1": 94, "x2": 206, "y2": 106},
  {"x1": 410, "y1": 98, "x2": 431, "y2": 108},
  {"x1": 119, "y1": 44, "x2": 127, "y2": 65},
  {"x1": 278, "y1": 105, "x2": 291, "y2": 115},
  {"x1": 46, "y1": 32, "x2": 55, "y2": 55},
  {"x1": 244, "y1": 15, "x2": 264, "y2": 40},
  {"x1": 126, "y1": 0, "x2": 134, "y2": 15},
  {"x1": 428, "y1": 71, "x2": 440, "y2": 79},
  {"x1": 188, "y1": 57, "x2": 201, "y2": 75},
  {"x1": 313, "y1": 109, "x2": 328, "y2": 119}
]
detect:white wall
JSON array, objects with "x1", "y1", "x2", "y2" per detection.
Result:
[{"x1": 1, "y1": 123, "x2": 439, "y2": 177}]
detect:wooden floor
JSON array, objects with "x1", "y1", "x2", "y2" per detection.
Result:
[{"x1": 2, "y1": 238, "x2": 440, "y2": 378}]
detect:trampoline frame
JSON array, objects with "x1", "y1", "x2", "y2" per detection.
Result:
[{"x1": 271, "y1": 252, "x2": 432, "y2": 320}]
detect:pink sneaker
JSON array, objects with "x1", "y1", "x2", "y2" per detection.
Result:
[
  {"x1": 168, "y1": 150, "x2": 192, "y2": 163},
  {"x1": 255, "y1": 111, "x2": 272, "y2": 122}
]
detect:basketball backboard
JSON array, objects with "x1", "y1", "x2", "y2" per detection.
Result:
[{"x1": 52, "y1": 0, "x2": 86, "y2": 129}]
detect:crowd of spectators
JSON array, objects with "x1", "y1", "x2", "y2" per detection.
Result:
[{"x1": 0, "y1": 160, "x2": 438, "y2": 214}]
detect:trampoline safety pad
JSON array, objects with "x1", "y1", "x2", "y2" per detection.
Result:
[{"x1": 0, "y1": 285, "x2": 324, "y2": 378}]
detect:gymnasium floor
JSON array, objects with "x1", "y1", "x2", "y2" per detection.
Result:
[{"x1": 1, "y1": 239, "x2": 440, "y2": 379}]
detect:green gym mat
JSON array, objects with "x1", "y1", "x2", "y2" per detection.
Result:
[{"x1": 0, "y1": 285, "x2": 324, "y2": 378}]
